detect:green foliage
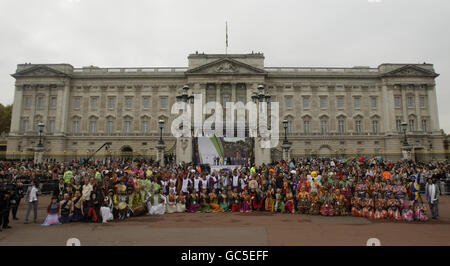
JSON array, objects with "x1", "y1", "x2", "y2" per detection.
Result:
[{"x1": 0, "y1": 103, "x2": 12, "y2": 133}]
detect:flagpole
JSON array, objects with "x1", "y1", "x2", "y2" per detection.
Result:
[{"x1": 226, "y1": 21, "x2": 228, "y2": 55}]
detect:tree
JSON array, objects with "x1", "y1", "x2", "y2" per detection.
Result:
[{"x1": 0, "y1": 103, "x2": 12, "y2": 134}]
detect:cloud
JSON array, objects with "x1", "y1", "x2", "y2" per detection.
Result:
[{"x1": 0, "y1": 0, "x2": 449, "y2": 132}]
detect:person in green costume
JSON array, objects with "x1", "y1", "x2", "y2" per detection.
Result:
[{"x1": 198, "y1": 189, "x2": 211, "y2": 213}]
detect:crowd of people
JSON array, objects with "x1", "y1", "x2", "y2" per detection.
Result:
[{"x1": 0, "y1": 157, "x2": 448, "y2": 229}]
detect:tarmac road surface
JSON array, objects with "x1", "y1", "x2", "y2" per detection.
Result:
[{"x1": 1, "y1": 195, "x2": 449, "y2": 246}]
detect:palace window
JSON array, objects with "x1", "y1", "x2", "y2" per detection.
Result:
[
  {"x1": 407, "y1": 96, "x2": 414, "y2": 108},
  {"x1": 142, "y1": 121, "x2": 149, "y2": 133},
  {"x1": 422, "y1": 119, "x2": 428, "y2": 132},
  {"x1": 285, "y1": 96, "x2": 293, "y2": 109},
  {"x1": 24, "y1": 96, "x2": 31, "y2": 109},
  {"x1": 22, "y1": 119, "x2": 29, "y2": 132},
  {"x1": 371, "y1": 97, "x2": 377, "y2": 109},
  {"x1": 303, "y1": 120, "x2": 310, "y2": 134},
  {"x1": 108, "y1": 97, "x2": 115, "y2": 109},
  {"x1": 74, "y1": 97, "x2": 81, "y2": 109},
  {"x1": 419, "y1": 96, "x2": 426, "y2": 108},
  {"x1": 394, "y1": 96, "x2": 401, "y2": 108},
  {"x1": 353, "y1": 97, "x2": 361, "y2": 109},
  {"x1": 91, "y1": 97, "x2": 98, "y2": 109},
  {"x1": 320, "y1": 96, "x2": 327, "y2": 109},
  {"x1": 73, "y1": 120, "x2": 79, "y2": 133},
  {"x1": 321, "y1": 120, "x2": 328, "y2": 134},
  {"x1": 124, "y1": 120, "x2": 131, "y2": 133},
  {"x1": 372, "y1": 120, "x2": 378, "y2": 134},
  {"x1": 143, "y1": 97, "x2": 150, "y2": 109},
  {"x1": 336, "y1": 97, "x2": 344, "y2": 109},
  {"x1": 160, "y1": 97, "x2": 167, "y2": 109},
  {"x1": 50, "y1": 97, "x2": 57, "y2": 109},
  {"x1": 125, "y1": 97, "x2": 133, "y2": 109},
  {"x1": 37, "y1": 96, "x2": 44, "y2": 109},
  {"x1": 338, "y1": 120, "x2": 345, "y2": 133},
  {"x1": 303, "y1": 97, "x2": 310, "y2": 109},
  {"x1": 89, "y1": 121, "x2": 96, "y2": 133},
  {"x1": 49, "y1": 120, "x2": 55, "y2": 133},
  {"x1": 409, "y1": 119, "x2": 415, "y2": 132},
  {"x1": 107, "y1": 120, "x2": 114, "y2": 134}
]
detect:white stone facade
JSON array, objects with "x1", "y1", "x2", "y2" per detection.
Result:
[{"x1": 6, "y1": 53, "x2": 446, "y2": 163}]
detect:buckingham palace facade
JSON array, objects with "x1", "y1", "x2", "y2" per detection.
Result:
[{"x1": 6, "y1": 52, "x2": 447, "y2": 163}]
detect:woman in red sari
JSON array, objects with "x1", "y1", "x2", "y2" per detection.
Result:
[
  {"x1": 284, "y1": 191, "x2": 295, "y2": 214},
  {"x1": 231, "y1": 188, "x2": 241, "y2": 212}
]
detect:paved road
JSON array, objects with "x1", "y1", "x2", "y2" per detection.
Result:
[{"x1": 1, "y1": 196, "x2": 449, "y2": 246}]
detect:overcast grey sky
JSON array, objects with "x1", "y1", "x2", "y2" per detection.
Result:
[{"x1": 0, "y1": 0, "x2": 449, "y2": 132}]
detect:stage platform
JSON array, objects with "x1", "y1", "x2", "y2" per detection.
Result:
[{"x1": 209, "y1": 165, "x2": 244, "y2": 172}]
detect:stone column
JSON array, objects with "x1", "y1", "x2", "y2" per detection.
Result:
[
  {"x1": 34, "y1": 145, "x2": 44, "y2": 164},
  {"x1": 381, "y1": 84, "x2": 395, "y2": 134},
  {"x1": 427, "y1": 84, "x2": 440, "y2": 132},
  {"x1": 281, "y1": 141, "x2": 292, "y2": 162},
  {"x1": 10, "y1": 84, "x2": 24, "y2": 134},
  {"x1": 176, "y1": 137, "x2": 192, "y2": 164},
  {"x1": 401, "y1": 144, "x2": 413, "y2": 161},
  {"x1": 254, "y1": 136, "x2": 271, "y2": 166}
]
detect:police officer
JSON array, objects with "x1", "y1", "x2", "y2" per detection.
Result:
[{"x1": 0, "y1": 185, "x2": 12, "y2": 231}]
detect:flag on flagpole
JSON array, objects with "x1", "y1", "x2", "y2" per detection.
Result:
[{"x1": 226, "y1": 21, "x2": 228, "y2": 53}]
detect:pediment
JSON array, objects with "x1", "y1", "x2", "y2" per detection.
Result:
[
  {"x1": 12, "y1": 65, "x2": 70, "y2": 78},
  {"x1": 186, "y1": 57, "x2": 266, "y2": 75},
  {"x1": 382, "y1": 65, "x2": 438, "y2": 78}
]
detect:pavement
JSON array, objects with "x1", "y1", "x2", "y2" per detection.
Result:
[{"x1": 1, "y1": 195, "x2": 449, "y2": 246}]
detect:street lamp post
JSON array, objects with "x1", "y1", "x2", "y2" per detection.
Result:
[
  {"x1": 34, "y1": 122, "x2": 45, "y2": 164},
  {"x1": 281, "y1": 119, "x2": 292, "y2": 162},
  {"x1": 157, "y1": 119, "x2": 166, "y2": 167},
  {"x1": 158, "y1": 119, "x2": 165, "y2": 145},
  {"x1": 283, "y1": 119, "x2": 288, "y2": 144},
  {"x1": 401, "y1": 121, "x2": 408, "y2": 146},
  {"x1": 400, "y1": 121, "x2": 412, "y2": 161}
]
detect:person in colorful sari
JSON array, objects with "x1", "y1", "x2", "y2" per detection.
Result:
[
  {"x1": 198, "y1": 189, "x2": 211, "y2": 213},
  {"x1": 309, "y1": 191, "x2": 320, "y2": 215},
  {"x1": 264, "y1": 185, "x2": 274, "y2": 212},
  {"x1": 59, "y1": 193, "x2": 72, "y2": 224},
  {"x1": 231, "y1": 189, "x2": 241, "y2": 212},
  {"x1": 240, "y1": 190, "x2": 251, "y2": 212},
  {"x1": 320, "y1": 190, "x2": 334, "y2": 216},
  {"x1": 71, "y1": 191, "x2": 84, "y2": 222},
  {"x1": 274, "y1": 188, "x2": 284, "y2": 213},
  {"x1": 42, "y1": 197, "x2": 60, "y2": 226},
  {"x1": 187, "y1": 190, "x2": 200, "y2": 213},
  {"x1": 333, "y1": 189, "x2": 346, "y2": 216},
  {"x1": 351, "y1": 193, "x2": 361, "y2": 217},
  {"x1": 166, "y1": 190, "x2": 177, "y2": 214},
  {"x1": 209, "y1": 189, "x2": 224, "y2": 212},
  {"x1": 148, "y1": 188, "x2": 166, "y2": 215},
  {"x1": 296, "y1": 186, "x2": 310, "y2": 214},
  {"x1": 414, "y1": 200, "x2": 428, "y2": 222},
  {"x1": 176, "y1": 194, "x2": 186, "y2": 213},
  {"x1": 374, "y1": 193, "x2": 387, "y2": 219},
  {"x1": 402, "y1": 200, "x2": 415, "y2": 222},
  {"x1": 218, "y1": 189, "x2": 229, "y2": 212}
]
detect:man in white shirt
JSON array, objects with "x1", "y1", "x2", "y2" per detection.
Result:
[
  {"x1": 426, "y1": 178, "x2": 440, "y2": 219},
  {"x1": 24, "y1": 181, "x2": 39, "y2": 224}
]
